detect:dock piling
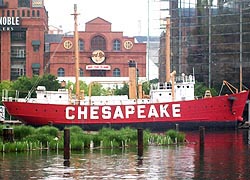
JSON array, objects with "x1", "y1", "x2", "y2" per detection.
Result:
[
  {"x1": 64, "y1": 128, "x2": 70, "y2": 166},
  {"x1": 3, "y1": 126, "x2": 14, "y2": 143},
  {"x1": 137, "y1": 128, "x2": 143, "y2": 157},
  {"x1": 199, "y1": 126, "x2": 205, "y2": 149}
]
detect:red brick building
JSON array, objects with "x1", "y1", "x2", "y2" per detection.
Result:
[
  {"x1": 0, "y1": 0, "x2": 48, "y2": 81},
  {"x1": 48, "y1": 17, "x2": 147, "y2": 81},
  {"x1": 0, "y1": 1, "x2": 146, "y2": 83}
]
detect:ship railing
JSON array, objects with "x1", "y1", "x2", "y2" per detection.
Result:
[
  {"x1": 150, "y1": 82, "x2": 172, "y2": 90},
  {"x1": 2, "y1": 89, "x2": 20, "y2": 102},
  {"x1": 175, "y1": 74, "x2": 195, "y2": 83}
]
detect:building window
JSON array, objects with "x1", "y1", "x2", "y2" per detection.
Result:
[
  {"x1": 18, "y1": 0, "x2": 30, "y2": 7},
  {"x1": 27, "y1": 10, "x2": 30, "y2": 17},
  {"x1": 11, "y1": 67, "x2": 26, "y2": 80},
  {"x1": 113, "y1": 68, "x2": 120, "y2": 77},
  {"x1": 11, "y1": 31, "x2": 26, "y2": 42},
  {"x1": 37, "y1": 10, "x2": 40, "y2": 17},
  {"x1": 12, "y1": 10, "x2": 15, "y2": 16},
  {"x1": 91, "y1": 35, "x2": 106, "y2": 50},
  {"x1": 79, "y1": 39, "x2": 84, "y2": 51},
  {"x1": 113, "y1": 39, "x2": 121, "y2": 51},
  {"x1": 22, "y1": 10, "x2": 25, "y2": 17},
  {"x1": 57, "y1": 68, "x2": 65, "y2": 77},
  {"x1": 45, "y1": 43, "x2": 50, "y2": 52},
  {"x1": 11, "y1": 47, "x2": 26, "y2": 58},
  {"x1": 7, "y1": 10, "x2": 9, "y2": 16},
  {"x1": 32, "y1": 10, "x2": 35, "y2": 17},
  {"x1": 90, "y1": 70, "x2": 106, "y2": 77},
  {"x1": 32, "y1": 63, "x2": 40, "y2": 76},
  {"x1": 80, "y1": 68, "x2": 84, "y2": 77},
  {"x1": 32, "y1": 40, "x2": 40, "y2": 52}
]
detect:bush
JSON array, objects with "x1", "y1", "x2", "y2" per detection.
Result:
[
  {"x1": 13, "y1": 125, "x2": 35, "y2": 140},
  {"x1": 166, "y1": 129, "x2": 186, "y2": 143},
  {"x1": 35, "y1": 126, "x2": 59, "y2": 137}
]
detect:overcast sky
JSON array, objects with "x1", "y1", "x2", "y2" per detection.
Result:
[{"x1": 44, "y1": 0, "x2": 164, "y2": 36}]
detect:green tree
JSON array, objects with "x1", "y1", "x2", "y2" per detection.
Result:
[
  {"x1": 114, "y1": 83, "x2": 129, "y2": 96},
  {"x1": 11, "y1": 76, "x2": 34, "y2": 98},
  {"x1": 36, "y1": 74, "x2": 61, "y2": 91},
  {"x1": 90, "y1": 82, "x2": 107, "y2": 96},
  {"x1": 195, "y1": 82, "x2": 217, "y2": 98}
]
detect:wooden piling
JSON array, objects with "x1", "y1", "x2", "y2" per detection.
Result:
[
  {"x1": 64, "y1": 128, "x2": 70, "y2": 166},
  {"x1": 3, "y1": 126, "x2": 14, "y2": 143},
  {"x1": 199, "y1": 126, "x2": 205, "y2": 149},
  {"x1": 137, "y1": 128, "x2": 143, "y2": 157}
]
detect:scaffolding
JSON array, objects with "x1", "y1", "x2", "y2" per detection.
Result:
[{"x1": 159, "y1": 0, "x2": 250, "y2": 91}]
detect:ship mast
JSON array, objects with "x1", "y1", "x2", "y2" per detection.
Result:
[
  {"x1": 165, "y1": 16, "x2": 175, "y2": 101},
  {"x1": 72, "y1": 4, "x2": 80, "y2": 101},
  {"x1": 165, "y1": 16, "x2": 171, "y2": 82}
]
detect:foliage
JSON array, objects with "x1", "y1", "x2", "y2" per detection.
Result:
[
  {"x1": 0, "y1": 125, "x2": 187, "y2": 152},
  {"x1": 36, "y1": 74, "x2": 61, "y2": 91},
  {"x1": 90, "y1": 82, "x2": 108, "y2": 96},
  {"x1": 194, "y1": 82, "x2": 218, "y2": 98},
  {"x1": 114, "y1": 83, "x2": 129, "y2": 96},
  {"x1": 13, "y1": 125, "x2": 36, "y2": 140},
  {"x1": 142, "y1": 81, "x2": 150, "y2": 95},
  {"x1": 11, "y1": 76, "x2": 34, "y2": 98},
  {"x1": 166, "y1": 129, "x2": 186, "y2": 143},
  {"x1": 1, "y1": 74, "x2": 61, "y2": 99},
  {"x1": 35, "y1": 126, "x2": 59, "y2": 137}
]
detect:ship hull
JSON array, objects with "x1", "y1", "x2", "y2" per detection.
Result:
[{"x1": 3, "y1": 91, "x2": 249, "y2": 131}]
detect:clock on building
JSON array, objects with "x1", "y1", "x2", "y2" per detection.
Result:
[
  {"x1": 124, "y1": 40, "x2": 133, "y2": 49},
  {"x1": 63, "y1": 40, "x2": 73, "y2": 50}
]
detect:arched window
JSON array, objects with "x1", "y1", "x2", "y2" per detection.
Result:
[
  {"x1": 79, "y1": 68, "x2": 84, "y2": 77},
  {"x1": 91, "y1": 35, "x2": 106, "y2": 50},
  {"x1": 113, "y1": 39, "x2": 121, "y2": 51},
  {"x1": 37, "y1": 10, "x2": 40, "y2": 17},
  {"x1": 113, "y1": 68, "x2": 120, "y2": 77},
  {"x1": 79, "y1": 39, "x2": 84, "y2": 51},
  {"x1": 57, "y1": 68, "x2": 65, "y2": 77},
  {"x1": 32, "y1": 10, "x2": 35, "y2": 17}
]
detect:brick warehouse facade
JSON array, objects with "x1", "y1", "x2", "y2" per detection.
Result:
[
  {"x1": 0, "y1": 0, "x2": 48, "y2": 81},
  {"x1": 47, "y1": 17, "x2": 147, "y2": 82},
  {"x1": 0, "y1": 0, "x2": 147, "y2": 83}
]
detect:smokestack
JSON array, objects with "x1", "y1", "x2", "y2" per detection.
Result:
[{"x1": 128, "y1": 60, "x2": 137, "y2": 99}]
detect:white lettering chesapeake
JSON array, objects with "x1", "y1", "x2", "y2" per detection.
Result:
[
  {"x1": 160, "y1": 104, "x2": 170, "y2": 117},
  {"x1": 66, "y1": 106, "x2": 75, "y2": 120},
  {"x1": 113, "y1": 106, "x2": 124, "y2": 119},
  {"x1": 102, "y1": 106, "x2": 111, "y2": 119},
  {"x1": 172, "y1": 104, "x2": 181, "y2": 117},
  {"x1": 78, "y1": 106, "x2": 88, "y2": 119},
  {"x1": 125, "y1": 105, "x2": 135, "y2": 118},
  {"x1": 90, "y1": 106, "x2": 99, "y2": 119},
  {"x1": 137, "y1": 105, "x2": 146, "y2": 118},
  {"x1": 148, "y1": 105, "x2": 159, "y2": 118}
]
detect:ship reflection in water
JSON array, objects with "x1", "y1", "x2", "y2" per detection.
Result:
[{"x1": 0, "y1": 130, "x2": 250, "y2": 179}]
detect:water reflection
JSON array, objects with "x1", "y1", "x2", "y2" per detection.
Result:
[{"x1": 1, "y1": 130, "x2": 250, "y2": 179}]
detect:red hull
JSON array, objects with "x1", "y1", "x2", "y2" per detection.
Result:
[{"x1": 3, "y1": 91, "x2": 249, "y2": 130}]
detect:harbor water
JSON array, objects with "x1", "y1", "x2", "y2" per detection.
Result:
[{"x1": 1, "y1": 129, "x2": 250, "y2": 179}]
